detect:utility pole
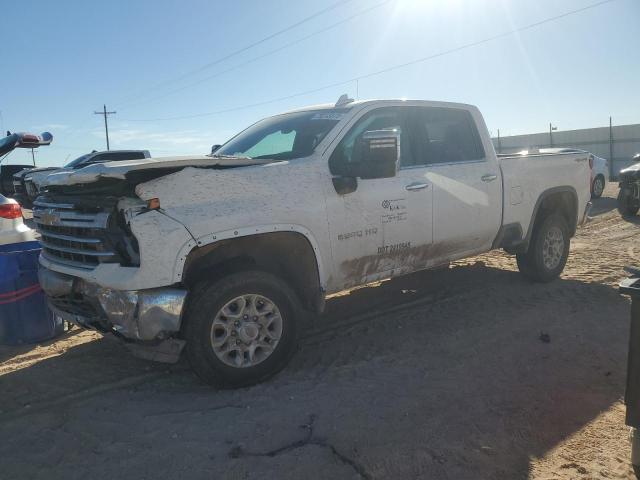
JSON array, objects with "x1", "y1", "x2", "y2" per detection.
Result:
[
  {"x1": 94, "y1": 104, "x2": 116, "y2": 150},
  {"x1": 609, "y1": 116, "x2": 614, "y2": 179},
  {"x1": 497, "y1": 129, "x2": 502, "y2": 154}
]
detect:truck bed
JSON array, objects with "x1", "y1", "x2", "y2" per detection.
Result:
[{"x1": 498, "y1": 151, "x2": 591, "y2": 242}]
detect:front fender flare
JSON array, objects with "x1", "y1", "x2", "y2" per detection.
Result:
[{"x1": 171, "y1": 224, "x2": 328, "y2": 290}]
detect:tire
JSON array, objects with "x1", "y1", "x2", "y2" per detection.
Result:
[
  {"x1": 184, "y1": 271, "x2": 300, "y2": 388},
  {"x1": 618, "y1": 188, "x2": 640, "y2": 217},
  {"x1": 515, "y1": 253, "x2": 535, "y2": 278},
  {"x1": 591, "y1": 175, "x2": 605, "y2": 199},
  {"x1": 516, "y1": 213, "x2": 570, "y2": 283}
]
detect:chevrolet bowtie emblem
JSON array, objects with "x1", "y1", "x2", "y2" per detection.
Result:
[{"x1": 39, "y1": 209, "x2": 60, "y2": 226}]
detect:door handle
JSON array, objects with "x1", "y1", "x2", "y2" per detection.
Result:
[
  {"x1": 405, "y1": 182, "x2": 429, "y2": 191},
  {"x1": 481, "y1": 174, "x2": 498, "y2": 182}
]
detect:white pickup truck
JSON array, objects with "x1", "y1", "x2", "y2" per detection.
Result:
[{"x1": 34, "y1": 97, "x2": 591, "y2": 387}]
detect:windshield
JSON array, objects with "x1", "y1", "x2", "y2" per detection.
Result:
[
  {"x1": 215, "y1": 109, "x2": 349, "y2": 160},
  {"x1": 64, "y1": 153, "x2": 92, "y2": 168},
  {"x1": 0, "y1": 134, "x2": 18, "y2": 157}
]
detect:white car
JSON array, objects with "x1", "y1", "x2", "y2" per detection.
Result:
[
  {"x1": 0, "y1": 195, "x2": 36, "y2": 246},
  {"x1": 540, "y1": 148, "x2": 608, "y2": 198},
  {"x1": 35, "y1": 97, "x2": 592, "y2": 387},
  {"x1": 590, "y1": 154, "x2": 608, "y2": 198}
]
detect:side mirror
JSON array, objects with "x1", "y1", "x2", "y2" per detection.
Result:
[
  {"x1": 352, "y1": 129, "x2": 400, "y2": 179},
  {"x1": 211, "y1": 144, "x2": 222, "y2": 154}
]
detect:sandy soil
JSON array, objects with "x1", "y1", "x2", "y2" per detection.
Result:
[{"x1": 0, "y1": 184, "x2": 637, "y2": 480}]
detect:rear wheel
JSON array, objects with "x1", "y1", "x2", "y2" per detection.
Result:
[
  {"x1": 184, "y1": 271, "x2": 299, "y2": 388},
  {"x1": 591, "y1": 175, "x2": 605, "y2": 198},
  {"x1": 618, "y1": 188, "x2": 639, "y2": 217},
  {"x1": 516, "y1": 213, "x2": 570, "y2": 283}
]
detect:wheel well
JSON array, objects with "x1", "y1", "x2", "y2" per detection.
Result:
[
  {"x1": 531, "y1": 189, "x2": 578, "y2": 239},
  {"x1": 182, "y1": 232, "x2": 323, "y2": 313}
]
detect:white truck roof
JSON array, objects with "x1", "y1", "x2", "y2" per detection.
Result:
[{"x1": 282, "y1": 98, "x2": 478, "y2": 115}]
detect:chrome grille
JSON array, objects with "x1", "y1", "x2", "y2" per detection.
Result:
[
  {"x1": 33, "y1": 199, "x2": 119, "y2": 269},
  {"x1": 13, "y1": 180, "x2": 25, "y2": 194},
  {"x1": 25, "y1": 180, "x2": 39, "y2": 198}
]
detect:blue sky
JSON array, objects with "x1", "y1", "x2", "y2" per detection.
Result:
[{"x1": 1, "y1": 0, "x2": 638, "y2": 167}]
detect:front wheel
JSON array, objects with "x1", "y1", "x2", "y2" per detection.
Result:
[
  {"x1": 184, "y1": 271, "x2": 299, "y2": 388},
  {"x1": 516, "y1": 213, "x2": 570, "y2": 283},
  {"x1": 618, "y1": 188, "x2": 640, "y2": 217}
]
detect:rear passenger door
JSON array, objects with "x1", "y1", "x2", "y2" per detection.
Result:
[{"x1": 412, "y1": 107, "x2": 501, "y2": 261}]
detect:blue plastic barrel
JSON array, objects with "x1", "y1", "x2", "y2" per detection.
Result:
[{"x1": 0, "y1": 241, "x2": 64, "y2": 345}]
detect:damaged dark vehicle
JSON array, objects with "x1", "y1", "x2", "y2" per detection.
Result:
[{"x1": 618, "y1": 153, "x2": 640, "y2": 217}]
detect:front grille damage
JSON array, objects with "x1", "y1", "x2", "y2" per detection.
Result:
[
  {"x1": 25, "y1": 180, "x2": 39, "y2": 198},
  {"x1": 13, "y1": 180, "x2": 25, "y2": 195},
  {"x1": 50, "y1": 294, "x2": 97, "y2": 317},
  {"x1": 33, "y1": 195, "x2": 140, "y2": 270}
]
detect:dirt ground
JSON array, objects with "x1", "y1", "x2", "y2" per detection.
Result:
[{"x1": 0, "y1": 184, "x2": 637, "y2": 480}]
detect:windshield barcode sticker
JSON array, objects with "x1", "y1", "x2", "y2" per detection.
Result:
[{"x1": 311, "y1": 113, "x2": 346, "y2": 121}]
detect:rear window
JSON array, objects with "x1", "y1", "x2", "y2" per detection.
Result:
[
  {"x1": 90, "y1": 151, "x2": 147, "y2": 163},
  {"x1": 1, "y1": 165, "x2": 32, "y2": 176},
  {"x1": 414, "y1": 108, "x2": 485, "y2": 165},
  {"x1": 66, "y1": 151, "x2": 148, "y2": 168}
]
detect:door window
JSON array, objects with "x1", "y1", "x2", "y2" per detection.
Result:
[
  {"x1": 412, "y1": 108, "x2": 485, "y2": 165},
  {"x1": 330, "y1": 107, "x2": 413, "y2": 170}
]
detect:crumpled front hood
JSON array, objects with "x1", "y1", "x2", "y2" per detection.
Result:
[
  {"x1": 14, "y1": 166, "x2": 57, "y2": 180},
  {"x1": 28, "y1": 167, "x2": 65, "y2": 184},
  {"x1": 26, "y1": 166, "x2": 59, "y2": 174},
  {"x1": 43, "y1": 154, "x2": 275, "y2": 187}
]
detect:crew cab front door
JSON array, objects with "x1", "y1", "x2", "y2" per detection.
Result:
[{"x1": 324, "y1": 106, "x2": 433, "y2": 290}]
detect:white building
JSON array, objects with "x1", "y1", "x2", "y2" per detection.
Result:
[{"x1": 493, "y1": 123, "x2": 640, "y2": 179}]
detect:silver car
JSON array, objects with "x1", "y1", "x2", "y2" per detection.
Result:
[{"x1": 0, "y1": 195, "x2": 36, "y2": 246}]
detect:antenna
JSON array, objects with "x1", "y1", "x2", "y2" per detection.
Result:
[{"x1": 335, "y1": 94, "x2": 354, "y2": 107}]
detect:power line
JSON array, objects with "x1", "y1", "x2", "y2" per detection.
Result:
[
  {"x1": 117, "y1": 0, "x2": 393, "y2": 110},
  {"x1": 113, "y1": 0, "x2": 359, "y2": 106},
  {"x1": 353, "y1": 0, "x2": 618, "y2": 84},
  {"x1": 124, "y1": 78, "x2": 356, "y2": 121},
  {"x1": 123, "y1": 0, "x2": 617, "y2": 123}
]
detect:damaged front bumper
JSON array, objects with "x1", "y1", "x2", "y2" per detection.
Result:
[{"x1": 39, "y1": 266, "x2": 188, "y2": 362}]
